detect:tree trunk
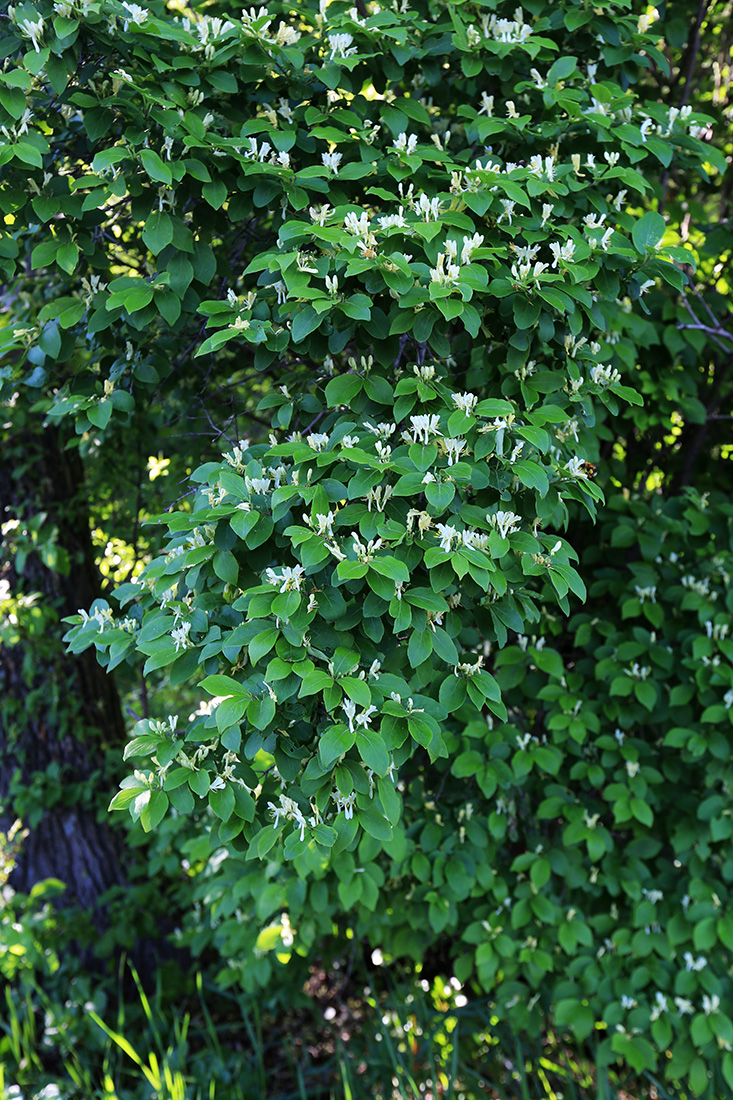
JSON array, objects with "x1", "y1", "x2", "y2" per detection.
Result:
[{"x1": 0, "y1": 423, "x2": 128, "y2": 923}]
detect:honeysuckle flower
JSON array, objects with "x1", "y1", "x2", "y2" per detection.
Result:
[
  {"x1": 379, "y1": 207, "x2": 408, "y2": 230},
  {"x1": 342, "y1": 699, "x2": 357, "y2": 733},
  {"x1": 309, "y1": 203, "x2": 333, "y2": 225},
  {"x1": 329, "y1": 31, "x2": 357, "y2": 58},
  {"x1": 478, "y1": 92, "x2": 494, "y2": 116},
  {"x1": 443, "y1": 438, "x2": 467, "y2": 466},
  {"x1": 530, "y1": 68, "x2": 547, "y2": 88},
  {"x1": 486, "y1": 10, "x2": 532, "y2": 43},
  {"x1": 649, "y1": 992, "x2": 668, "y2": 1021},
  {"x1": 550, "y1": 239, "x2": 577, "y2": 267},
  {"x1": 625, "y1": 760, "x2": 640, "y2": 778},
  {"x1": 604, "y1": 151, "x2": 621, "y2": 167},
  {"x1": 412, "y1": 192, "x2": 442, "y2": 221},
  {"x1": 408, "y1": 413, "x2": 442, "y2": 444},
  {"x1": 684, "y1": 952, "x2": 707, "y2": 971},
  {"x1": 393, "y1": 132, "x2": 418, "y2": 155},
  {"x1": 355, "y1": 704, "x2": 377, "y2": 729},
  {"x1": 322, "y1": 151, "x2": 342, "y2": 174},
  {"x1": 264, "y1": 564, "x2": 305, "y2": 592},
  {"x1": 306, "y1": 432, "x2": 330, "y2": 452},
  {"x1": 432, "y1": 523, "x2": 459, "y2": 553},
  {"x1": 268, "y1": 793, "x2": 307, "y2": 840},
  {"x1": 600, "y1": 226, "x2": 614, "y2": 250},
  {"x1": 19, "y1": 15, "x2": 45, "y2": 50},
  {"x1": 351, "y1": 532, "x2": 382, "y2": 562},
  {"x1": 674, "y1": 997, "x2": 694, "y2": 1016},
  {"x1": 333, "y1": 790, "x2": 357, "y2": 819},
  {"x1": 621, "y1": 995, "x2": 637, "y2": 1010},
  {"x1": 430, "y1": 251, "x2": 461, "y2": 286},
  {"x1": 344, "y1": 211, "x2": 371, "y2": 237},
  {"x1": 639, "y1": 279, "x2": 656, "y2": 295},
  {"x1": 703, "y1": 994, "x2": 721, "y2": 1016},
  {"x1": 489, "y1": 511, "x2": 522, "y2": 539},
  {"x1": 171, "y1": 621, "x2": 192, "y2": 652},
  {"x1": 325, "y1": 274, "x2": 339, "y2": 294},
  {"x1": 461, "y1": 233, "x2": 484, "y2": 264},
  {"x1": 451, "y1": 391, "x2": 479, "y2": 414},
  {"x1": 565, "y1": 456, "x2": 592, "y2": 478},
  {"x1": 497, "y1": 199, "x2": 516, "y2": 225}
]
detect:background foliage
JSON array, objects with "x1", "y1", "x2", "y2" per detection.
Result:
[{"x1": 2, "y1": 0, "x2": 733, "y2": 1096}]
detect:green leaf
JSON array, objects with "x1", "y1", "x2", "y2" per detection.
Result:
[
  {"x1": 209, "y1": 783, "x2": 235, "y2": 822},
  {"x1": 355, "y1": 729, "x2": 390, "y2": 774},
  {"x1": 213, "y1": 550, "x2": 238, "y2": 585},
  {"x1": 319, "y1": 724, "x2": 356, "y2": 768},
  {"x1": 632, "y1": 211, "x2": 665, "y2": 253},
  {"x1": 202, "y1": 179, "x2": 227, "y2": 209},
  {"x1": 201, "y1": 674, "x2": 249, "y2": 698},
  {"x1": 140, "y1": 148, "x2": 173, "y2": 186},
  {"x1": 359, "y1": 806, "x2": 393, "y2": 842},
  {"x1": 142, "y1": 211, "x2": 174, "y2": 254},
  {"x1": 325, "y1": 373, "x2": 363, "y2": 406}
]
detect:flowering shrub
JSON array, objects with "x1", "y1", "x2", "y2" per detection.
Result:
[{"x1": 3, "y1": 0, "x2": 729, "y2": 1092}]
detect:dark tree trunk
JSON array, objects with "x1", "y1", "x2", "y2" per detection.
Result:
[{"x1": 0, "y1": 422, "x2": 128, "y2": 923}]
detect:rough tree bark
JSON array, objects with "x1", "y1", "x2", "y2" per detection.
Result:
[{"x1": 0, "y1": 421, "x2": 128, "y2": 923}]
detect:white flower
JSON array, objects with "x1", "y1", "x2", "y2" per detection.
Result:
[
  {"x1": 342, "y1": 699, "x2": 357, "y2": 733},
  {"x1": 550, "y1": 240, "x2": 576, "y2": 267},
  {"x1": 380, "y1": 208, "x2": 408, "y2": 230},
  {"x1": 478, "y1": 92, "x2": 494, "y2": 116},
  {"x1": 489, "y1": 511, "x2": 522, "y2": 540},
  {"x1": 322, "y1": 151, "x2": 342, "y2": 174},
  {"x1": 444, "y1": 438, "x2": 466, "y2": 466},
  {"x1": 122, "y1": 2, "x2": 148, "y2": 26},
  {"x1": 264, "y1": 565, "x2": 305, "y2": 593},
  {"x1": 497, "y1": 199, "x2": 515, "y2": 225},
  {"x1": 307, "y1": 432, "x2": 330, "y2": 452},
  {"x1": 639, "y1": 279, "x2": 656, "y2": 295},
  {"x1": 649, "y1": 992, "x2": 668, "y2": 1021},
  {"x1": 605, "y1": 151, "x2": 621, "y2": 167},
  {"x1": 333, "y1": 790, "x2": 357, "y2": 819},
  {"x1": 452, "y1": 391, "x2": 479, "y2": 414},
  {"x1": 703, "y1": 994, "x2": 720, "y2": 1016},
  {"x1": 408, "y1": 413, "x2": 442, "y2": 444},
  {"x1": 600, "y1": 226, "x2": 615, "y2": 251},
  {"x1": 325, "y1": 274, "x2": 339, "y2": 294},
  {"x1": 675, "y1": 997, "x2": 694, "y2": 1016},
  {"x1": 329, "y1": 32, "x2": 357, "y2": 59},
  {"x1": 412, "y1": 193, "x2": 442, "y2": 222},
  {"x1": 640, "y1": 119, "x2": 654, "y2": 142},
  {"x1": 355, "y1": 705, "x2": 377, "y2": 729},
  {"x1": 460, "y1": 233, "x2": 484, "y2": 264},
  {"x1": 344, "y1": 211, "x2": 371, "y2": 237},
  {"x1": 171, "y1": 621, "x2": 193, "y2": 652},
  {"x1": 625, "y1": 761, "x2": 640, "y2": 778},
  {"x1": 310, "y1": 203, "x2": 333, "y2": 225},
  {"x1": 268, "y1": 793, "x2": 308, "y2": 840},
  {"x1": 684, "y1": 952, "x2": 707, "y2": 972},
  {"x1": 435, "y1": 523, "x2": 459, "y2": 552},
  {"x1": 19, "y1": 15, "x2": 45, "y2": 50},
  {"x1": 540, "y1": 203, "x2": 554, "y2": 227},
  {"x1": 393, "y1": 132, "x2": 418, "y2": 155},
  {"x1": 621, "y1": 995, "x2": 637, "y2": 1010}
]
